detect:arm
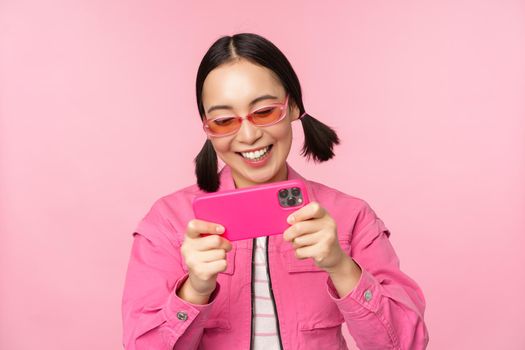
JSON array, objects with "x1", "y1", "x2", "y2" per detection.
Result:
[
  {"x1": 326, "y1": 202, "x2": 429, "y2": 350},
  {"x1": 121, "y1": 201, "x2": 219, "y2": 349}
]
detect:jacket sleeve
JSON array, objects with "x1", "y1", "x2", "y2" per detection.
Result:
[
  {"x1": 121, "y1": 199, "x2": 220, "y2": 349},
  {"x1": 325, "y1": 201, "x2": 429, "y2": 350}
]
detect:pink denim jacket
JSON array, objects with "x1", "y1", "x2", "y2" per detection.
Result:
[{"x1": 122, "y1": 163, "x2": 429, "y2": 349}]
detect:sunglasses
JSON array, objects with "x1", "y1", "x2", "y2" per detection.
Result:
[{"x1": 202, "y1": 94, "x2": 290, "y2": 137}]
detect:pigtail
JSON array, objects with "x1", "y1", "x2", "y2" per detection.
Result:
[
  {"x1": 298, "y1": 113, "x2": 340, "y2": 162},
  {"x1": 194, "y1": 139, "x2": 220, "y2": 192}
]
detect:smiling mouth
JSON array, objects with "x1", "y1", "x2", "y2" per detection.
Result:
[{"x1": 236, "y1": 144, "x2": 274, "y2": 161}]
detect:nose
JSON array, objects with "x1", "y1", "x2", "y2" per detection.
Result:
[{"x1": 235, "y1": 118, "x2": 262, "y2": 144}]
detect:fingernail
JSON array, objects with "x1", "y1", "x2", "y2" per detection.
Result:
[
  {"x1": 216, "y1": 225, "x2": 225, "y2": 233},
  {"x1": 287, "y1": 215, "x2": 295, "y2": 224}
]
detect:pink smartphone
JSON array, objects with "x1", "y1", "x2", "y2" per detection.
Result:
[{"x1": 192, "y1": 179, "x2": 310, "y2": 241}]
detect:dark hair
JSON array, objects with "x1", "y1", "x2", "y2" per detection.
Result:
[{"x1": 195, "y1": 33, "x2": 340, "y2": 192}]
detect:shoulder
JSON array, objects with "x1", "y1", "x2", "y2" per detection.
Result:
[
  {"x1": 306, "y1": 178, "x2": 371, "y2": 213},
  {"x1": 142, "y1": 182, "x2": 200, "y2": 214},
  {"x1": 305, "y1": 179, "x2": 388, "y2": 237},
  {"x1": 135, "y1": 182, "x2": 203, "y2": 243}
]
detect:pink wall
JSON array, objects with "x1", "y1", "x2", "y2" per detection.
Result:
[{"x1": 1, "y1": 1, "x2": 524, "y2": 349}]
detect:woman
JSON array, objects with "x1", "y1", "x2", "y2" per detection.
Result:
[{"x1": 122, "y1": 33, "x2": 429, "y2": 350}]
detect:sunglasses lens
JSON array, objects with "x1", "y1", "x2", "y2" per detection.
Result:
[
  {"x1": 251, "y1": 106, "x2": 283, "y2": 126},
  {"x1": 207, "y1": 116, "x2": 241, "y2": 135},
  {"x1": 204, "y1": 104, "x2": 285, "y2": 136}
]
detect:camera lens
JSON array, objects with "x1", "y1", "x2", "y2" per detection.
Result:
[
  {"x1": 286, "y1": 197, "x2": 297, "y2": 206},
  {"x1": 291, "y1": 187, "x2": 300, "y2": 196},
  {"x1": 279, "y1": 189, "x2": 288, "y2": 198}
]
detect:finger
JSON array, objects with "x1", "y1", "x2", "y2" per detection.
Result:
[
  {"x1": 291, "y1": 231, "x2": 324, "y2": 249},
  {"x1": 294, "y1": 244, "x2": 320, "y2": 261},
  {"x1": 186, "y1": 219, "x2": 225, "y2": 239},
  {"x1": 283, "y1": 219, "x2": 323, "y2": 242},
  {"x1": 204, "y1": 259, "x2": 228, "y2": 275},
  {"x1": 195, "y1": 234, "x2": 231, "y2": 251},
  {"x1": 287, "y1": 201, "x2": 326, "y2": 224},
  {"x1": 198, "y1": 249, "x2": 227, "y2": 263},
  {"x1": 215, "y1": 236, "x2": 232, "y2": 252},
  {"x1": 192, "y1": 259, "x2": 227, "y2": 280}
]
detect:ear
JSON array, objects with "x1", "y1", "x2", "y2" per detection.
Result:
[
  {"x1": 202, "y1": 122, "x2": 212, "y2": 141},
  {"x1": 289, "y1": 103, "x2": 301, "y2": 121}
]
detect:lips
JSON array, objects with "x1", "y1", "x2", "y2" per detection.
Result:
[
  {"x1": 234, "y1": 145, "x2": 273, "y2": 169},
  {"x1": 235, "y1": 144, "x2": 273, "y2": 161}
]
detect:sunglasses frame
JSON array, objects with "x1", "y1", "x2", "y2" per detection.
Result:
[{"x1": 202, "y1": 94, "x2": 290, "y2": 137}]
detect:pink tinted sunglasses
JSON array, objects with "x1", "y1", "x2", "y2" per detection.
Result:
[{"x1": 202, "y1": 94, "x2": 306, "y2": 137}]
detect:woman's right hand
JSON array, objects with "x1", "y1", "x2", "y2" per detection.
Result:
[{"x1": 178, "y1": 219, "x2": 232, "y2": 303}]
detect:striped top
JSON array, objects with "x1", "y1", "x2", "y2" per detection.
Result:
[{"x1": 252, "y1": 236, "x2": 281, "y2": 349}]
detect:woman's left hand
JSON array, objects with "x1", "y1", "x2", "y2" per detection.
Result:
[{"x1": 282, "y1": 201, "x2": 348, "y2": 272}]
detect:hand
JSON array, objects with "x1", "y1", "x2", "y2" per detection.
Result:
[
  {"x1": 282, "y1": 201, "x2": 347, "y2": 272},
  {"x1": 180, "y1": 219, "x2": 232, "y2": 299}
]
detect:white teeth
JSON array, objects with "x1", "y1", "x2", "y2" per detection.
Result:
[{"x1": 241, "y1": 146, "x2": 270, "y2": 160}]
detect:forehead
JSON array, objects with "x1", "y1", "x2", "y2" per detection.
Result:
[{"x1": 202, "y1": 60, "x2": 284, "y2": 109}]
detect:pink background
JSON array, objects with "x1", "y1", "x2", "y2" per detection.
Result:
[{"x1": 1, "y1": 1, "x2": 524, "y2": 349}]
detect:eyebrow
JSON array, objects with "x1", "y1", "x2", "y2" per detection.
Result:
[{"x1": 206, "y1": 94, "x2": 279, "y2": 114}]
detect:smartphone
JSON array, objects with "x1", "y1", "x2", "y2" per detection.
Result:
[{"x1": 192, "y1": 179, "x2": 310, "y2": 241}]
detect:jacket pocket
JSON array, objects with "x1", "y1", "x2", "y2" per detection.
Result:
[
  {"x1": 282, "y1": 239, "x2": 351, "y2": 273},
  {"x1": 299, "y1": 315, "x2": 345, "y2": 331},
  {"x1": 281, "y1": 240, "x2": 349, "y2": 332}
]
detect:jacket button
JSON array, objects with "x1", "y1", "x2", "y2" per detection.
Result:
[
  {"x1": 176, "y1": 311, "x2": 188, "y2": 321},
  {"x1": 364, "y1": 290, "x2": 373, "y2": 302}
]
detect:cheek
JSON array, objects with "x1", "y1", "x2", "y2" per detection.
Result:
[
  {"x1": 210, "y1": 138, "x2": 232, "y2": 154},
  {"x1": 271, "y1": 124, "x2": 293, "y2": 142}
]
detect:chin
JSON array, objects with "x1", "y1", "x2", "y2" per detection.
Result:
[
  {"x1": 247, "y1": 162, "x2": 283, "y2": 182},
  {"x1": 249, "y1": 172, "x2": 276, "y2": 184},
  {"x1": 223, "y1": 145, "x2": 289, "y2": 186}
]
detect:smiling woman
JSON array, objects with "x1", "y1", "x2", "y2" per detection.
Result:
[
  {"x1": 201, "y1": 61, "x2": 298, "y2": 187},
  {"x1": 193, "y1": 34, "x2": 340, "y2": 193},
  {"x1": 121, "y1": 33, "x2": 429, "y2": 350}
]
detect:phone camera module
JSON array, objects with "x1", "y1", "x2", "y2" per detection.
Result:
[
  {"x1": 277, "y1": 186, "x2": 304, "y2": 208},
  {"x1": 279, "y1": 189, "x2": 289, "y2": 198}
]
